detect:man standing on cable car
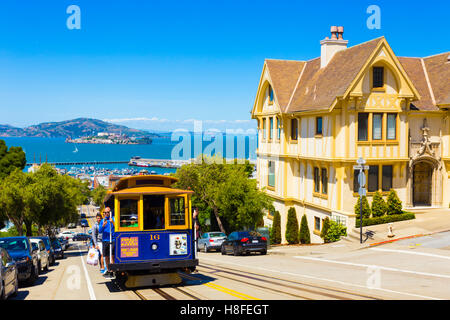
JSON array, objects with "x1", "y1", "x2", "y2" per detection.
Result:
[{"x1": 99, "y1": 207, "x2": 115, "y2": 278}]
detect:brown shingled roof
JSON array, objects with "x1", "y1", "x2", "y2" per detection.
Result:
[
  {"x1": 287, "y1": 37, "x2": 384, "y2": 113},
  {"x1": 423, "y1": 52, "x2": 450, "y2": 106},
  {"x1": 398, "y1": 57, "x2": 437, "y2": 110},
  {"x1": 265, "y1": 59, "x2": 305, "y2": 111},
  {"x1": 258, "y1": 37, "x2": 448, "y2": 114}
]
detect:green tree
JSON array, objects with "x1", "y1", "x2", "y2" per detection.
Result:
[
  {"x1": 271, "y1": 211, "x2": 282, "y2": 244},
  {"x1": 355, "y1": 195, "x2": 371, "y2": 219},
  {"x1": 91, "y1": 185, "x2": 108, "y2": 209},
  {"x1": 299, "y1": 214, "x2": 311, "y2": 244},
  {"x1": 320, "y1": 217, "x2": 331, "y2": 242},
  {"x1": 285, "y1": 207, "x2": 299, "y2": 244},
  {"x1": 175, "y1": 155, "x2": 271, "y2": 234},
  {"x1": 371, "y1": 191, "x2": 387, "y2": 217},
  {"x1": 386, "y1": 189, "x2": 403, "y2": 215},
  {"x1": 0, "y1": 169, "x2": 28, "y2": 235},
  {"x1": 0, "y1": 140, "x2": 26, "y2": 180}
]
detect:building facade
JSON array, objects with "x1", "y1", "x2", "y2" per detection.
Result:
[{"x1": 251, "y1": 26, "x2": 450, "y2": 243}]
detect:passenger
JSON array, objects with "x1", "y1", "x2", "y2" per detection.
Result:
[
  {"x1": 91, "y1": 213, "x2": 105, "y2": 272},
  {"x1": 99, "y1": 207, "x2": 115, "y2": 277},
  {"x1": 193, "y1": 207, "x2": 200, "y2": 241}
]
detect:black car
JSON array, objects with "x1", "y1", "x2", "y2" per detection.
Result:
[
  {"x1": 73, "y1": 233, "x2": 90, "y2": 241},
  {"x1": 50, "y1": 238, "x2": 64, "y2": 259},
  {"x1": 30, "y1": 236, "x2": 55, "y2": 266},
  {"x1": 0, "y1": 237, "x2": 39, "y2": 285},
  {"x1": 221, "y1": 231, "x2": 267, "y2": 256}
]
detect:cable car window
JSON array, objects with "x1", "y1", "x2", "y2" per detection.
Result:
[
  {"x1": 136, "y1": 179, "x2": 164, "y2": 186},
  {"x1": 143, "y1": 195, "x2": 165, "y2": 230},
  {"x1": 119, "y1": 199, "x2": 139, "y2": 228},
  {"x1": 169, "y1": 197, "x2": 186, "y2": 226}
]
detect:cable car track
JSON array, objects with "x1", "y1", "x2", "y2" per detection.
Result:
[{"x1": 195, "y1": 263, "x2": 381, "y2": 300}]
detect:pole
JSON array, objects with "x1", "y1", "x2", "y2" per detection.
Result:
[{"x1": 360, "y1": 191, "x2": 363, "y2": 244}]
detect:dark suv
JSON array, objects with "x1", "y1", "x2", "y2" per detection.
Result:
[{"x1": 0, "y1": 237, "x2": 39, "y2": 285}]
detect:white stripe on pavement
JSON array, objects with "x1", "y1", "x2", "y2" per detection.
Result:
[
  {"x1": 293, "y1": 256, "x2": 450, "y2": 279},
  {"x1": 78, "y1": 244, "x2": 97, "y2": 300},
  {"x1": 369, "y1": 247, "x2": 450, "y2": 260}
]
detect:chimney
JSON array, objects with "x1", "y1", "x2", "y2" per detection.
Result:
[{"x1": 320, "y1": 26, "x2": 348, "y2": 68}]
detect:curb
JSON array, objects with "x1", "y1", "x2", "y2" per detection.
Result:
[{"x1": 362, "y1": 228, "x2": 450, "y2": 248}]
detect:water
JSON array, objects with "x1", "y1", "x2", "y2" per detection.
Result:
[{"x1": 1, "y1": 134, "x2": 257, "y2": 173}]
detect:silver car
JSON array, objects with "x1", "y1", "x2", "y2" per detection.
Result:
[
  {"x1": 29, "y1": 239, "x2": 49, "y2": 273},
  {"x1": 0, "y1": 247, "x2": 18, "y2": 300},
  {"x1": 198, "y1": 232, "x2": 227, "y2": 252}
]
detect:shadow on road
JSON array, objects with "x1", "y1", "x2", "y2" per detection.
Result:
[{"x1": 9, "y1": 289, "x2": 29, "y2": 300}]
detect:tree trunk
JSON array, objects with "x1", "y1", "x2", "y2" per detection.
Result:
[
  {"x1": 213, "y1": 206, "x2": 226, "y2": 234},
  {"x1": 24, "y1": 219, "x2": 33, "y2": 237}
]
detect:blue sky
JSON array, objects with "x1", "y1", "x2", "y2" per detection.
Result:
[{"x1": 0, "y1": 0, "x2": 448, "y2": 131}]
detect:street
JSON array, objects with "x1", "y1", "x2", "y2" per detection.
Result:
[{"x1": 8, "y1": 205, "x2": 450, "y2": 300}]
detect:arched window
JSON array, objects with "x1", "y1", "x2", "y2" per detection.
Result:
[{"x1": 268, "y1": 85, "x2": 274, "y2": 104}]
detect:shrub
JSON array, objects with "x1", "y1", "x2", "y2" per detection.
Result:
[
  {"x1": 387, "y1": 189, "x2": 403, "y2": 215},
  {"x1": 355, "y1": 195, "x2": 371, "y2": 218},
  {"x1": 371, "y1": 191, "x2": 387, "y2": 217},
  {"x1": 324, "y1": 220, "x2": 347, "y2": 243},
  {"x1": 320, "y1": 217, "x2": 331, "y2": 242},
  {"x1": 355, "y1": 212, "x2": 415, "y2": 227},
  {"x1": 299, "y1": 214, "x2": 311, "y2": 244},
  {"x1": 285, "y1": 207, "x2": 299, "y2": 244},
  {"x1": 271, "y1": 211, "x2": 282, "y2": 245}
]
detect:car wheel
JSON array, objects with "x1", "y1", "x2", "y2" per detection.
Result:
[
  {"x1": 44, "y1": 261, "x2": 49, "y2": 271},
  {"x1": 203, "y1": 244, "x2": 208, "y2": 253},
  {"x1": 221, "y1": 245, "x2": 226, "y2": 255},
  {"x1": 37, "y1": 262, "x2": 42, "y2": 274},
  {"x1": 233, "y1": 245, "x2": 240, "y2": 256},
  {"x1": 27, "y1": 266, "x2": 38, "y2": 286},
  {"x1": 260, "y1": 249, "x2": 267, "y2": 255}
]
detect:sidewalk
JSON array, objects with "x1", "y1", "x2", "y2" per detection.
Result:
[{"x1": 267, "y1": 208, "x2": 450, "y2": 257}]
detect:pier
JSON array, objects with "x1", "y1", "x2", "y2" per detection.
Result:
[{"x1": 25, "y1": 161, "x2": 129, "y2": 166}]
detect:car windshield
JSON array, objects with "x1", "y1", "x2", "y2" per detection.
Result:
[
  {"x1": 209, "y1": 232, "x2": 226, "y2": 238},
  {"x1": 0, "y1": 239, "x2": 28, "y2": 251},
  {"x1": 238, "y1": 231, "x2": 261, "y2": 238}
]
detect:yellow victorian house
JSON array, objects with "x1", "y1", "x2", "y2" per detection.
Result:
[{"x1": 251, "y1": 26, "x2": 450, "y2": 243}]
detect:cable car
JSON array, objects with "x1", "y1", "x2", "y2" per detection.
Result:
[{"x1": 103, "y1": 175, "x2": 198, "y2": 288}]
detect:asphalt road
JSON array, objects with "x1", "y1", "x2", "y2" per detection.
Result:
[{"x1": 8, "y1": 205, "x2": 450, "y2": 300}]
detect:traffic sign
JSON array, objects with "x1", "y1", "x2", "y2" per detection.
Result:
[
  {"x1": 358, "y1": 171, "x2": 366, "y2": 188},
  {"x1": 353, "y1": 165, "x2": 370, "y2": 170}
]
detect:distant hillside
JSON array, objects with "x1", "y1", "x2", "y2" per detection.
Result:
[{"x1": 0, "y1": 118, "x2": 159, "y2": 138}]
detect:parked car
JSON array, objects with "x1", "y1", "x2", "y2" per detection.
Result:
[
  {"x1": 29, "y1": 239, "x2": 50, "y2": 273},
  {"x1": 58, "y1": 231, "x2": 75, "y2": 241},
  {"x1": 0, "y1": 237, "x2": 39, "y2": 285},
  {"x1": 50, "y1": 238, "x2": 64, "y2": 259},
  {"x1": 67, "y1": 223, "x2": 76, "y2": 229},
  {"x1": 0, "y1": 247, "x2": 18, "y2": 300},
  {"x1": 80, "y1": 219, "x2": 89, "y2": 228},
  {"x1": 30, "y1": 236, "x2": 55, "y2": 266},
  {"x1": 57, "y1": 237, "x2": 69, "y2": 250},
  {"x1": 198, "y1": 232, "x2": 227, "y2": 252},
  {"x1": 72, "y1": 233, "x2": 91, "y2": 242},
  {"x1": 221, "y1": 231, "x2": 267, "y2": 256}
]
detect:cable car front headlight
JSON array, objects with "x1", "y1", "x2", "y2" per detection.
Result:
[{"x1": 151, "y1": 243, "x2": 158, "y2": 251}]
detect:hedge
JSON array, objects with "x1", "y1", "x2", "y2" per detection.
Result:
[{"x1": 355, "y1": 212, "x2": 415, "y2": 227}]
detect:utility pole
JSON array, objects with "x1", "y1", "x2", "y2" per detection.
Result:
[{"x1": 353, "y1": 157, "x2": 369, "y2": 244}]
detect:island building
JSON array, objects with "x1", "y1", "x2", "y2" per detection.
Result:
[{"x1": 251, "y1": 26, "x2": 450, "y2": 243}]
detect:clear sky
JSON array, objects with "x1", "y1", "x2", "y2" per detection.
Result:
[{"x1": 0, "y1": 0, "x2": 448, "y2": 131}]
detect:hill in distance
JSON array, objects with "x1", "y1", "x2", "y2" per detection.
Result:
[{"x1": 0, "y1": 118, "x2": 160, "y2": 138}]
